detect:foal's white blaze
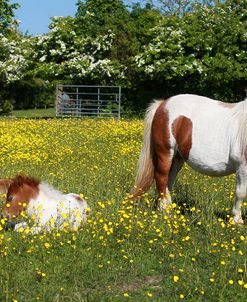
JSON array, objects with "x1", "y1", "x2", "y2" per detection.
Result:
[{"x1": 132, "y1": 94, "x2": 247, "y2": 224}]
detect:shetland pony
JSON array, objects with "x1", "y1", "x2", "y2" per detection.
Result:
[
  {"x1": 131, "y1": 94, "x2": 247, "y2": 224},
  {"x1": 0, "y1": 175, "x2": 89, "y2": 233}
]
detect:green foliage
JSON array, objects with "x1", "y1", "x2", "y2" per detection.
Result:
[
  {"x1": 76, "y1": 0, "x2": 128, "y2": 35},
  {"x1": 0, "y1": 0, "x2": 246, "y2": 111},
  {"x1": 156, "y1": 0, "x2": 225, "y2": 15},
  {"x1": 75, "y1": 0, "x2": 142, "y2": 67},
  {"x1": 130, "y1": 3, "x2": 160, "y2": 44},
  {"x1": 134, "y1": 0, "x2": 247, "y2": 105},
  {"x1": 157, "y1": 0, "x2": 196, "y2": 15},
  {"x1": 0, "y1": 98, "x2": 12, "y2": 115},
  {"x1": 0, "y1": 0, "x2": 19, "y2": 33}
]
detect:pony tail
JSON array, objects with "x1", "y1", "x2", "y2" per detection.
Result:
[{"x1": 131, "y1": 100, "x2": 164, "y2": 198}]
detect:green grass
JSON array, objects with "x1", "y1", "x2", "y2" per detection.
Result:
[
  {"x1": 12, "y1": 107, "x2": 56, "y2": 118},
  {"x1": 0, "y1": 118, "x2": 247, "y2": 301}
]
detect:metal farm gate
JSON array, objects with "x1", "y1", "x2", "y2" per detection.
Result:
[{"x1": 56, "y1": 85, "x2": 121, "y2": 118}]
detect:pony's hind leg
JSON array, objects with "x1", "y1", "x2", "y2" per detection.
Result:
[
  {"x1": 154, "y1": 150, "x2": 173, "y2": 211},
  {"x1": 151, "y1": 100, "x2": 174, "y2": 211},
  {"x1": 232, "y1": 166, "x2": 247, "y2": 224},
  {"x1": 154, "y1": 154, "x2": 184, "y2": 211}
]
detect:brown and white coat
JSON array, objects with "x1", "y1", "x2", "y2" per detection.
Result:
[
  {"x1": 132, "y1": 94, "x2": 247, "y2": 224},
  {"x1": 1, "y1": 175, "x2": 89, "y2": 233}
]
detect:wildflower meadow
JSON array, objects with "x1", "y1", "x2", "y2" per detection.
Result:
[{"x1": 1, "y1": 118, "x2": 247, "y2": 302}]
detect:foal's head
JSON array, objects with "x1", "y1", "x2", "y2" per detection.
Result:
[{"x1": 1, "y1": 175, "x2": 39, "y2": 219}]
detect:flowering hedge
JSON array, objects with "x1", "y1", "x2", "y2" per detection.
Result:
[
  {"x1": 33, "y1": 17, "x2": 126, "y2": 83},
  {"x1": 0, "y1": 0, "x2": 246, "y2": 110},
  {"x1": 0, "y1": 32, "x2": 33, "y2": 84},
  {"x1": 134, "y1": 2, "x2": 247, "y2": 102}
]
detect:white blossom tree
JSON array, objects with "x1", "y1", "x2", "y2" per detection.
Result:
[{"x1": 33, "y1": 16, "x2": 126, "y2": 84}]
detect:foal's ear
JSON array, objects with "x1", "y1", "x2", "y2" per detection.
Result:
[{"x1": 0, "y1": 179, "x2": 13, "y2": 194}]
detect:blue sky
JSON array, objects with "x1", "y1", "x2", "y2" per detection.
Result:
[
  {"x1": 11, "y1": 0, "x2": 134, "y2": 36},
  {"x1": 11, "y1": 0, "x2": 78, "y2": 35}
]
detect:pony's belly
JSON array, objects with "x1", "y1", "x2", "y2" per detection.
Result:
[{"x1": 186, "y1": 156, "x2": 236, "y2": 177}]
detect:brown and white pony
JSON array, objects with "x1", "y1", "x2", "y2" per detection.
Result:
[
  {"x1": 131, "y1": 94, "x2": 247, "y2": 224},
  {"x1": 0, "y1": 175, "x2": 89, "y2": 233}
]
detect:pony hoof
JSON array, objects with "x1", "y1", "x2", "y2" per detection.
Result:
[
  {"x1": 160, "y1": 205, "x2": 174, "y2": 217},
  {"x1": 14, "y1": 222, "x2": 28, "y2": 231},
  {"x1": 233, "y1": 216, "x2": 244, "y2": 225}
]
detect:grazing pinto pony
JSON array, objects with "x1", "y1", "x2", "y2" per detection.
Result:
[
  {"x1": 0, "y1": 175, "x2": 89, "y2": 233},
  {"x1": 131, "y1": 94, "x2": 247, "y2": 224}
]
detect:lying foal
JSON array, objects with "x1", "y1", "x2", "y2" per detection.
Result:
[{"x1": 0, "y1": 175, "x2": 89, "y2": 233}]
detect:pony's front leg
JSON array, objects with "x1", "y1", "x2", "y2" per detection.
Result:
[
  {"x1": 14, "y1": 222, "x2": 28, "y2": 231},
  {"x1": 14, "y1": 222, "x2": 43, "y2": 234},
  {"x1": 232, "y1": 166, "x2": 247, "y2": 224}
]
